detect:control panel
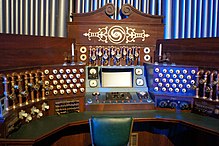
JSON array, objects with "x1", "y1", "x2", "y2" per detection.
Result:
[
  {"x1": 0, "y1": 63, "x2": 85, "y2": 137},
  {"x1": 192, "y1": 69, "x2": 219, "y2": 118},
  {"x1": 85, "y1": 65, "x2": 153, "y2": 110},
  {"x1": 42, "y1": 65, "x2": 85, "y2": 98},
  {"x1": 76, "y1": 45, "x2": 152, "y2": 66},
  {"x1": 145, "y1": 63, "x2": 198, "y2": 110}
]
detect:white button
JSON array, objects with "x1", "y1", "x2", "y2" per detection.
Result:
[
  {"x1": 154, "y1": 68, "x2": 160, "y2": 73},
  {"x1": 53, "y1": 69, "x2": 58, "y2": 74},
  {"x1": 89, "y1": 80, "x2": 97, "y2": 87},
  {"x1": 59, "y1": 69, "x2": 64, "y2": 74},
  {"x1": 136, "y1": 78, "x2": 144, "y2": 86},
  {"x1": 44, "y1": 69, "x2": 49, "y2": 75},
  {"x1": 72, "y1": 69, "x2": 77, "y2": 73},
  {"x1": 79, "y1": 68, "x2": 84, "y2": 73},
  {"x1": 66, "y1": 69, "x2": 71, "y2": 74},
  {"x1": 135, "y1": 68, "x2": 143, "y2": 75}
]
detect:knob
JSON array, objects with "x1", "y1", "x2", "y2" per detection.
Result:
[
  {"x1": 49, "y1": 75, "x2": 54, "y2": 80},
  {"x1": 72, "y1": 78, "x2": 77, "y2": 83},
  {"x1": 59, "y1": 69, "x2": 64, "y2": 74},
  {"x1": 87, "y1": 98, "x2": 93, "y2": 104},
  {"x1": 80, "y1": 88, "x2": 85, "y2": 93},
  {"x1": 72, "y1": 89, "x2": 77, "y2": 94},
  {"x1": 169, "y1": 102, "x2": 178, "y2": 109},
  {"x1": 180, "y1": 102, "x2": 189, "y2": 110},
  {"x1": 53, "y1": 69, "x2": 58, "y2": 74},
  {"x1": 76, "y1": 74, "x2": 81, "y2": 78},
  {"x1": 89, "y1": 68, "x2": 97, "y2": 75},
  {"x1": 79, "y1": 68, "x2": 84, "y2": 73},
  {"x1": 76, "y1": 83, "x2": 81, "y2": 88},
  {"x1": 159, "y1": 101, "x2": 168, "y2": 108},
  {"x1": 44, "y1": 69, "x2": 49, "y2": 74},
  {"x1": 66, "y1": 89, "x2": 71, "y2": 94},
  {"x1": 72, "y1": 69, "x2": 77, "y2": 73},
  {"x1": 66, "y1": 69, "x2": 71, "y2": 74}
]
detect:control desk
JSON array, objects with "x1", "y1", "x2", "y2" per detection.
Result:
[{"x1": 0, "y1": 3, "x2": 219, "y2": 146}]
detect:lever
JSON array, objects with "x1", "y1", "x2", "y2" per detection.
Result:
[
  {"x1": 19, "y1": 110, "x2": 28, "y2": 119},
  {"x1": 31, "y1": 106, "x2": 39, "y2": 115},
  {"x1": 1, "y1": 74, "x2": 9, "y2": 111},
  {"x1": 195, "y1": 70, "x2": 204, "y2": 98},
  {"x1": 25, "y1": 114, "x2": 32, "y2": 123},
  {"x1": 42, "y1": 102, "x2": 50, "y2": 111},
  {"x1": 203, "y1": 71, "x2": 211, "y2": 99},
  {"x1": 209, "y1": 71, "x2": 218, "y2": 100}
]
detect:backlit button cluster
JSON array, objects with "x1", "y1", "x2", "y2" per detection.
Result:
[
  {"x1": 44, "y1": 67, "x2": 85, "y2": 96},
  {"x1": 152, "y1": 66, "x2": 198, "y2": 95}
]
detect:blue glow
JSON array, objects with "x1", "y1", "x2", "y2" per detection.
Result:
[
  {"x1": 186, "y1": 0, "x2": 192, "y2": 38},
  {"x1": 173, "y1": 0, "x2": 179, "y2": 38},
  {"x1": 202, "y1": 0, "x2": 208, "y2": 37},
  {"x1": 197, "y1": 0, "x2": 202, "y2": 38},
  {"x1": 150, "y1": 0, "x2": 156, "y2": 15},
  {"x1": 93, "y1": 0, "x2": 97, "y2": 10},
  {"x1": 163, "y1": 0, "x2": 172, "y2": 39},
  {"x1": 192, "y1": 0, "x2": 197, "y2": 38},
  {"x1": 180, "y1": 0, "x2": 186, "y2": 38},
  {"x1": 213, "y1": 0, "x2": 218, "y2": 37},
  {"x1": 208, "y1": 0, "x2": 213, "y2": 37}
]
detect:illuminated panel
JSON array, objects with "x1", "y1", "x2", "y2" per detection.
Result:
[
  {"x1": 102, "y1": 72, "x2": 132, "y2": 88},
  {"x1": 145, "y1": 63, "x2": 198, "y2": 97}
]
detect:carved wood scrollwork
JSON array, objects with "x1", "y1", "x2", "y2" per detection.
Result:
[{"x1": 105, "y1": 3, "x2": 115, "y2": 16}]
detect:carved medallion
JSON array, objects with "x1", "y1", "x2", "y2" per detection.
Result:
[{"x1": 83, "y1": 25, "x2": 150, "y2": 44}]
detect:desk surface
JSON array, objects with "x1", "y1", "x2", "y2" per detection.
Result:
[{"x1": 5, "y1": 110, "x2": 219, "y2": 141}]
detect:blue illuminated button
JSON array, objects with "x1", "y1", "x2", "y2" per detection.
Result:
[
  {"x1": 155, "y1": 68, "x2": 160, "y2": 73},
  {"x1": 183, "y1": 69, "x2": 188, "y2": 74}
]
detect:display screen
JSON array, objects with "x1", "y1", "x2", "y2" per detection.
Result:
[{"x1": 101, "y1": 70, "x2": 132, "y2": 87}]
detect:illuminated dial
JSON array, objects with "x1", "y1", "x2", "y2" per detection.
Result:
[{"x1": 89, "y1": 68, "x2": 97, "y2": 75}]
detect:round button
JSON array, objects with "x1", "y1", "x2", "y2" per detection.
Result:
[
  {"x1": 59, "y1": 69, "x2": 64, "y2": 74},
  {"x1": 183, "y1": 69, "x2": 188, "y2": 74},
  {"x1": 89, "y1": 80, "x2": 97, "y2": 87},
  {"x1": 136, "y1": 78, "x2": 144, "y2": 86},
  {"x1": 90, "y1": 68, "x2": 97, "y2": 75},
  {"x1": 53, "y1": 69, "x2": 58, "y2": 74},
  {"x1": 144, "y1": 47, "x2": 150, "y2": 53},
  {"x1": 154, "y1": 68, "x2": 160, "y2": 73}
]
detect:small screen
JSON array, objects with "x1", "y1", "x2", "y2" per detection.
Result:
[{"x1": 102, "y1": 71, "x2": 132, "y2": 87}]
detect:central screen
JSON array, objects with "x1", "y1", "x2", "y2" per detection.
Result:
[{"x1": 101, "y1": 70, "x2": 132, "y2": 88}]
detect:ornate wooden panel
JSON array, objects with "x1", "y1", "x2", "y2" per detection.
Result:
[{"x1": 68, "y1": 3, "x2": 164, "y2": 66}]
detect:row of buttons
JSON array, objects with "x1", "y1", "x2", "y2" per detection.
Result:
[
  {"x1": 44, "y1": 68, "x2": 84, "y2": 75},
  {"x1": 44, "y1": 66, "x2": 85, "y2": 96}
]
